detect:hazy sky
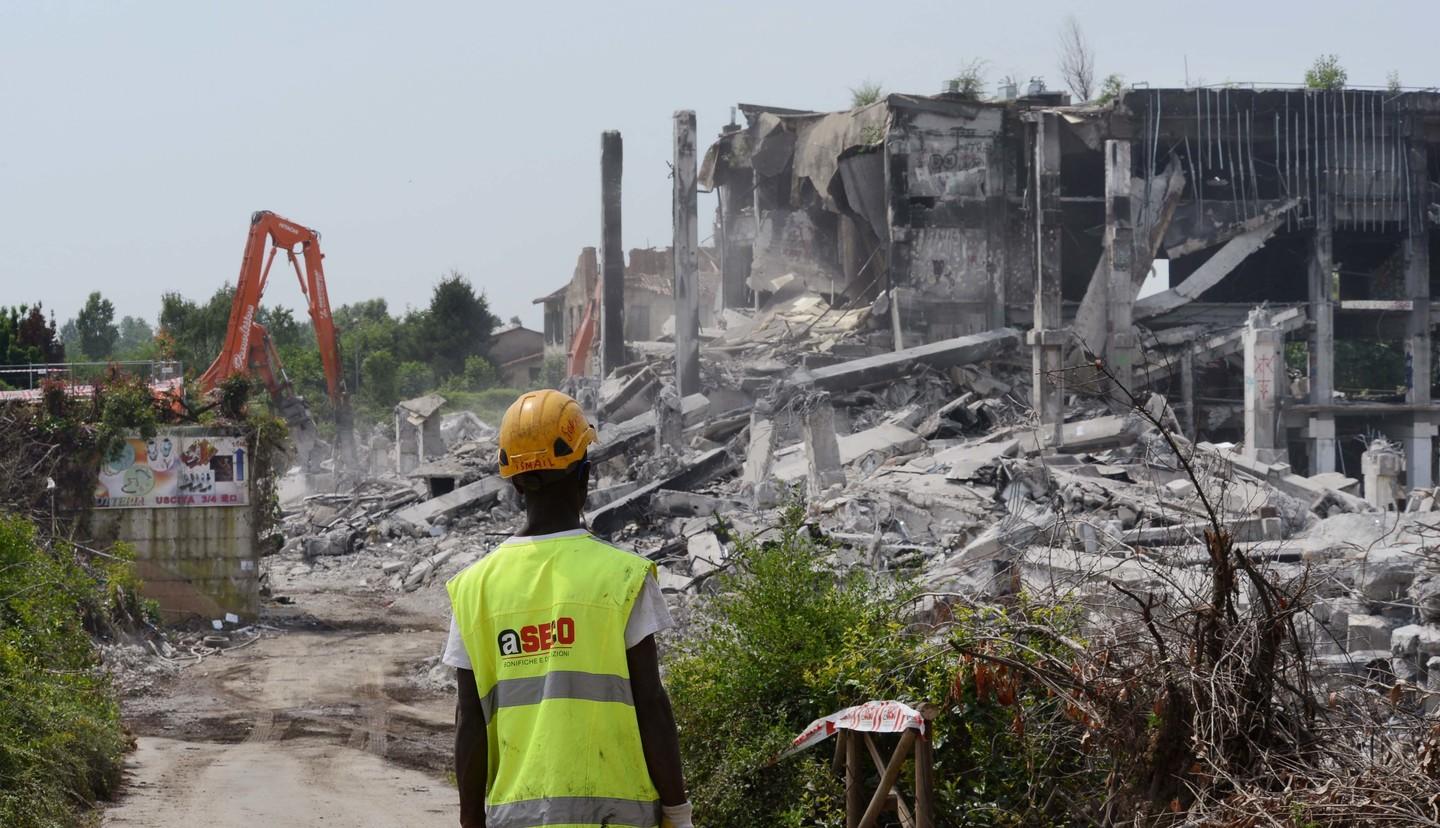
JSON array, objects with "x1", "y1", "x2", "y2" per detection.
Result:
[{"x1": 3, "y1": 0, "x2": 1435, "y2": 331}]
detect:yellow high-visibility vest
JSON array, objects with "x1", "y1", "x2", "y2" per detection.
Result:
[{"x1": 447, "y1": 531, "x2": 661, "y2": 828}]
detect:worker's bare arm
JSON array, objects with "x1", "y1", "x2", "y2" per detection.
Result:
[
  {"x1": 455, "y1": 668, "x2": 488, "y2": 828},
  {"x1": 626, "y1": 635, "x2": 687, "y2": 807}
]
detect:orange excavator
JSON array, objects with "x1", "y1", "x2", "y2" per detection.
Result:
[{"x1": 199, "y1": 210, "x2": 356, "y2": 473}]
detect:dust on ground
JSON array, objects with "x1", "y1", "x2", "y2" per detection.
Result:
[{"x1": 102, "y1": 558, "x2": 463, "y2": 827}]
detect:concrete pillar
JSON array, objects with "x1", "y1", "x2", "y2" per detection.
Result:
[
  {"x1": 1243, "y1": 307, "x2": 1286, "y2": 464},
  {"x1": 1361, "y1": 439, "x2": 1405, "y2": 510},
  {"x1": 672, "y1": 110, "x2": 702, "y2": 397},
  {"x1": 985, "y1": 127, "x2": 1009, "y2": 331},
  {"x1": 1029, "y1": 112, "x2": 1065, "y2": 448},
  {"x1": 1399, "y1": 422, "x2": 1439, "y2": 491},
  {"x1": 716, "y1": 126, "x2": 752, "y2": 312},
  {"x1": 1308, "y1": 223, "x2": 1336, "y2": 474},
  {"x1": 653, "y1": 383, "x2": 683, "y2": 454},
  {"x1": 1308, "y1": 417, "x2": 1336, "y2": 477},
  {"x1": 1104, "y1": 140, "x2": 1136, "y2": 396},
  {"x1": 741, "y1": 401, "x2": 780, "y2": 508},
  {"x1": 802, "y1": 394, "x2": 845, "y2": 497},
  {"x1": 1405, "y1": 135, "x2": 1433, "y2": 488},
  {"x1": 600, "y1": 131, "x2": 625, "y2": 376},
  {"x1": 1179, "y1": 349, "x2": 1196, "y2": 439}
]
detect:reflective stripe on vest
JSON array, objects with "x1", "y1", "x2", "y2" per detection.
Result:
[
  {"x1": 486, "y1": 796, "x2": 662, "y2": 828},
  {"x1": 447, "y1": 531, "x2": 660, "y2": 827},
  {"x1": 478, "y1": 670, "x2": 633, "y2": 723}
]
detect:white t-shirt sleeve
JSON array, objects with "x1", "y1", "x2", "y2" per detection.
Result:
[
  {"x1": 624, "y1": 573, "x2": 674, "y2": 649},
  {"x1": 442, "y1": 573, "x2": 673, "y2": 669},
  {"x1": 442, "y1": 613, "x2": 472, "y2": 670}
]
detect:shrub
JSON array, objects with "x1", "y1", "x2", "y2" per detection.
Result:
[
  {"x1": 396, "y1": 361, "x2": 434, "y2": 399},
  {"x1": 456, "y1": 355, "x2": 499, "y2": 392},
  {"x1": 540, "y1": 353, "x2": 567, "y2": 389},
  {"x1": 1305, "y1": 54, "x2": 1347, "y2": 90},
  {"x1": 665, "y1": 505, "x2": 1096, "y2": 827},
  {"x1": 0, "y1": 516, "x2": 129, "y2": 827}
]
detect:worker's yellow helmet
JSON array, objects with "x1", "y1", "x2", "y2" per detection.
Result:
[{"x1": 497, "y1": 389, "x2": 596, "y2": 479}]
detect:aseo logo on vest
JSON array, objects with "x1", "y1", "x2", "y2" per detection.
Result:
[{"x1": 497, "y1": 617, "x2": 576, "y2": 657}]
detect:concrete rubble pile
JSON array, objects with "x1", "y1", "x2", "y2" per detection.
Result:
[{"x1": 267, "y1": 300, "x2": 1440, "y2": 696}]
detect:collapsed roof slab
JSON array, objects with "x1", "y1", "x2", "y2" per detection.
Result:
[
  {"x1": 1135, "y1": 217, "x2": 1285, "y2": 320},
  {"x1": 800, "y1": 327, "x2": 1020, "y2": 391}
]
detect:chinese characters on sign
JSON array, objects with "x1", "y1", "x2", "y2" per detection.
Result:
[{"x1": 95, "y1": 434, "x2": 250, "y2": 509}]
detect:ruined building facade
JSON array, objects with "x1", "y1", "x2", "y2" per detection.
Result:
[
  {"x1": 702, "y1": 89, "x2": 1440, "y2": 487},
  {"x1": 535, "y1": 245, "x2": 721, "y2": 354}
]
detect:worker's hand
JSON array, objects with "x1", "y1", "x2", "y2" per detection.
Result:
[{"x1": 660, "y1": 801, "x2": 694, "y2": 828}]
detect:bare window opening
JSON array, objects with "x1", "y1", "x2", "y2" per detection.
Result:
[
  {"x1": 1335, "y1": 339, "x2": 1406, "y2": 401},
  {"x1": 1136, "y1": 259, "x2": 1169, "y2": 300}
]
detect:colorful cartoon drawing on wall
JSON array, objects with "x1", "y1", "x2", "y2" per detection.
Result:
[
  {"x1": 182, "y1": 439, "x2": 218, "y2": 468},
  {"x1": 147, "y1": 436, "x2": 178, "y2": 472},
  {"x1": 121, "y1": 466, "x2": 155, "y2": 495},
  {"x1": 103, "y1": 440, "x2": 137, "y2": 476}
]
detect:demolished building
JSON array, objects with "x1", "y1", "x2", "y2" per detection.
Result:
[
  {"x1": 274, "y1": 85, "x2": 1440, "y2": 713},
  {"x1": 534, "y1": 245, "x2": 722, "y2": 356},
  {"x1": 703, "y1": 88, "x2": 1440, "y2": 486}
]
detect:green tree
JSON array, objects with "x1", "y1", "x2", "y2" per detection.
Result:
[
  {"x1": 114, "y1": 315, "x2": 155, "y2": 359},
  {"x1": 158, "y1": 285, "x2": 235, "y2": 372},
  {"x1": 75, "y1": 291, "x2": 118, "y2": 360},
  {"x1": 460, "y1": 355, "x2": 498, "y2": 391},
  {"x1": 361, "y1": 350, "x2": 399, "y2": 409},
  {"x1": 58, "y1": 318, "x2": 79, "y2": 356},
  {"x1": 419, "y1": 271, "x2": 498, "y2": 380},
  {"x1": 256, "y1": 305, "x2": 309, "y2": 351},
  {"x1": 1388, "y1": 70, "x2": 1402, "y2": 94},
  {"x1": 1097, "y1": 73, "x2": 1126, "y2": 105},
  {"x1": 1304, "y1": 54, "x2": 1347, "y2": 90},
  {"x1": 0, "y1": 305, "x2": 65, "y2": 387},
  {"x1": 331, "y1": 298, "x2": 405, "y2": 402},
  {"x1": 540, "y1": 352, "x2": 567, "y2": 388},
  {"x1": 396, "y1": 360, "x2": 434, "y2": 398}
]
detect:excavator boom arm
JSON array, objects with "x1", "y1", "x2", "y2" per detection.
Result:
[
  {"x1": 199, "y1": 210, "x2": 355, "y2": 471},
  {"x1": 201, "y1": 210, "x2": 347, "y2": 408}
]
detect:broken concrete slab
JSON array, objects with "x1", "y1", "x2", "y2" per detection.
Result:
[
  {"x1": 959, "y1": 510, "x2": 1057, "y2": 564},
  {"x1": 392, "y1": 476, "x2": 507, "y2": 529},
  {"x1": 773, "y1": 424, "x2": 925, "y2": 483},
  {"x1": 1017, "y1": 415, "x2": 1135, "y2": 455},
  {"x1": 930, "y1": 437, "x2": 1019, "y2": 481},
  {"x1": 591, "y1": 393, "x2": 711, "y2": 462},
  {"x1": 650, "y1": 489, "x2": 749, "y2": 518},
  {"x1": 597, "y1": 365, "x2": 658, "y2": 422},
  {"x1": 687, "y1": 531, "x2": 724, "y2": 579},
  {"x1": 1305, "y1": 472, "x2": 1360, "y2": 495},
  {"x1": 586, "y1": 447, "x2": 733, "y2": 535},
  {"x1": 1199, "y1": 441, "x2": 1374, "y2": 514},
  {"x1": 799, "y1": 328, "x2": 1020, "y2": 391},
  {"x1": 1135, "y1": 219, "x2": 1283, "y2": 319}
]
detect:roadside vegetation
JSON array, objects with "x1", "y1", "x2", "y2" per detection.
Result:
[
  {"x1": 0, "y1": 519, "x2": 147, "y2": 827},
  {"x1": 0, "y1": 366, "x2": 285, "y2": 826},
  {"x1": 667, "y1": 503, "x2": 1095, "y2": 827}
]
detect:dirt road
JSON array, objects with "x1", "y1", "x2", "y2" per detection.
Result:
[{"x1": 103, "y1": 582, "x2": 461, "y2": 827}]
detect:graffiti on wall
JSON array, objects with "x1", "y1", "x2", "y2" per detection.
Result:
[{"x1": 95, "y1": 434, "x2": 249, "y2": 509}]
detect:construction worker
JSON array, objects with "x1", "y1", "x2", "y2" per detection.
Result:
[{"x1": 443, "y1": 389, "x2": 694, "y2": 828}]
